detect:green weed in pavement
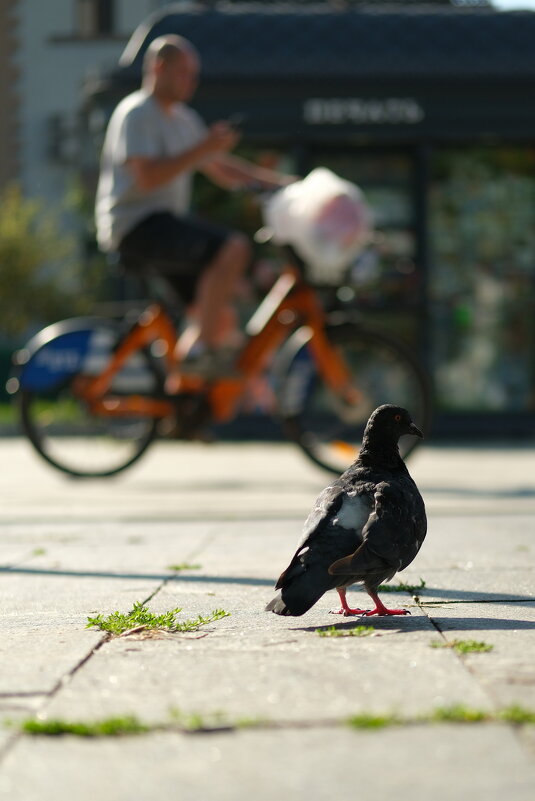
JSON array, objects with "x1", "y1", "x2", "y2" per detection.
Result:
[
  {"x1": 168, "y1": 562, "x2": 202, "y2": 572},
  {"x1": 316, "y1": 625, "x2": 375, "y2": 638},
  {"x1": 22, "y1": 716, "x2": 148, "y2": 737},
  {"x1": 378, "y1": 578, "x2": 426, "y2": 595},
  {"x1": 499, "y1": 705, "x2": 535, "y2": 725},
  {"x1": 86, "y1": 601, "x2": 229, "y2": 636},
  {"x1": 17, "y1": 704, "x2": 535, "y2": 738},
  {"x1": 431, "y1": 705, "x2": 490, "y2": 723},
  {"x1": 431, "y1": 639, "x2": 493, "y2": 654},
  {"x1": 170, "y1": 708, "x2": 230, "y2": 731},
  {"x1": 347, "y1": 713, "x2": 399, "y2": 730}
]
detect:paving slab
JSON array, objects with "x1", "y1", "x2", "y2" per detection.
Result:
[
  {"x1": 0, "y1": 570, "x2": 165, "y2": 694},
  {"x1": 420, "y1": 600, "x2": 535, "y2": 708},
  {"x1": 1, "y1": 726, "x2": 534, "y2": 801},
  {"x1": 1, "y1": 521, "x2": 219, "y2": 579}
]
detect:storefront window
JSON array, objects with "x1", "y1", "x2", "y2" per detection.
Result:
[{"x1": 430, "y1": 147, "x2": 535, "y2": 412}]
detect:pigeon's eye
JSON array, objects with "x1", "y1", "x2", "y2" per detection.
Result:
[{"x1": 394, "y1": 414, "x2": 402, "y2": 422}]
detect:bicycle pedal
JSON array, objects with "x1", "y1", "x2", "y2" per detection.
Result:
[
  {"x1": 158, "y1": 416, "x2": 215, "y2": 443},
  {"x1": 158, "y1": 389, "x2": 212, "y2": 442}
]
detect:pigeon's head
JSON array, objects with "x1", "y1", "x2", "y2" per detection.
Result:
[{"x1": 365, "y1": 405, "x2": 424, "y2": 444}]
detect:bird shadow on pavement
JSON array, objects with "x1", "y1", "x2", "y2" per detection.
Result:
[
  {"x1": 416, "y1": 587, "x2": 534, "y2": 605},
  {"x1": 428, "y1": 616, "x2": 535, "y2": 631},
  {"x1": 2, "y1": 568, "x2": 533, "y2": 632},
  {"x1": 297, "y1": 617, "x2": 421, "y2": 634},
  {"x1": 296, "y1": 614, "x2": 535, "y2": 634},
  {"x1": 420, "y1": 485, "x2": 535, "y2": 500},
  {"x1": 0, "y1": 565, "x2": 276, "y2": 586},
  {"x1": 1, "y1": 567, "x2": 534, "y2": 607}
]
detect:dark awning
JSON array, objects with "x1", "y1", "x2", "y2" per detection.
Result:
[
  {"x1": 85, "y1": 4, "x2": 535, "y2": 141},
  {"x1": 118, "y1": 3, "x2": 535, "y2": 82}
]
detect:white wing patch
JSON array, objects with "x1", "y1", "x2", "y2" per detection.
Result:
[{"x1": 331, "y1": 493, "x2": 369, "y2": 531}]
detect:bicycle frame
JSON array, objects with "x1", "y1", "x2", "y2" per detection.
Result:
[{"x1": 73, "y1": 264, "x2": 360, "y2": 424}]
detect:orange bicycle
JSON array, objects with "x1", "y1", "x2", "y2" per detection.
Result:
[{"x1": 9, "y1": 245, "x2": 431, "y2": 478}]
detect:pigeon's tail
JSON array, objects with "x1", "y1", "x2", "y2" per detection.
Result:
[{"x1": 265, "y1": 566, "x2": 334, "y2": 617}]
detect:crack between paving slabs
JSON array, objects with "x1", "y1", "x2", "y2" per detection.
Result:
[
  {"x1": 414, "y1": 594, "x2": 535, "y2": 756},
  {"x1": 0, "y1": 528, "x2": 219, "y2": 763},
  {"x1": 0, "y1": 579, "x2": 170, "y2": 764}
]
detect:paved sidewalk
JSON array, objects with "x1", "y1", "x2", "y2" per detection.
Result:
[{"x1": 0, "y1": 438, "x2": 534, "y2": 800}]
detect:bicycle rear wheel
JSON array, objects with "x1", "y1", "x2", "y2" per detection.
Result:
[
  {"x1": 17, "y1": 320, "x2": 162, "y2": 478},
  {"x1": 276, "y1": 323, "x2": 432, "y2": 475}
]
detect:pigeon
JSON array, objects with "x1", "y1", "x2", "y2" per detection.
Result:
[{"x1": 266, "y1": 404, "x2": 427, "y2": 617}]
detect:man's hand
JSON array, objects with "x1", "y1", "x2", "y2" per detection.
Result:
[{"x1": 202, "y1": 121, "x2": 241, "y2": 155}]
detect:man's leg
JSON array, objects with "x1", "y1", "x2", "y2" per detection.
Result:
[
  {"x1": 176, "y1": 232, "x2": 250, "y2": 359},
  {"x1": 193, "y1": 232, "x2": 251, "y2": 346},
  {"x1": 118, "y1": 212, "x2": 250, "y2": 381}
]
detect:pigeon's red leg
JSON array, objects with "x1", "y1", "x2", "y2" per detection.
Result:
[
  {"x1": 329, "y1": 588, "x2": 367, "y2": 616},
  {"x1": 364, "y1": 590, "x2": 411, "y2": 617}
]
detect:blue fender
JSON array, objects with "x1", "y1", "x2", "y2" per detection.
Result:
[{"x1": 8, "y1": 318, "x2": 117, "y2": 394}]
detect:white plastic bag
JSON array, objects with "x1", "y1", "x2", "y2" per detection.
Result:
[{"x1": 264, "y1": 167, "x2": 372, "y2": 284}]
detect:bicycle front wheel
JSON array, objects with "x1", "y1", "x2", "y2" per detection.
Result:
[
  {"x1": 17, "y1": 319, "x2": 162, "y2": 478},
  {"x1": 276, "y1": 323, "x2": 432, "y2": 475}
]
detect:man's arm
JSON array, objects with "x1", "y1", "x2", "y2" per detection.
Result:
[
  {"x1": 126, "y1": 122, "x2": 240, "y2": 192},
  {"x1": 201, "y1": 153, "x2": 296, "y2": 190}
]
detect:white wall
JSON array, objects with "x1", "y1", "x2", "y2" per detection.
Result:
[{"x1": 17, "y1": 0, "x2": 155, "y2": 208}]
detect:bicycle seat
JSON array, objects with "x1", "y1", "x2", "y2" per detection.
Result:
[{"x1": 108, "y1": 254, "x2": 184, "y2": 318}]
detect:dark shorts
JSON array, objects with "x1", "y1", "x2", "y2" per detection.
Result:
[{"x1": 118, "y1": 212, "x2": 230, "y2": 305}]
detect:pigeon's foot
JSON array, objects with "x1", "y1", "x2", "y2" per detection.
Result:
[
  {"x1": 332, "y1": 588, "x2": 367, "y2": 616},
  {"x1": 364, "y1": 607, "x2": 411, "y2": 617},
  {"x1": 329, "y1": 607, "x2": 367, "y2": 617},
  {"x1": 364, "y1": 591, "x2": 411, "y2": 617}
]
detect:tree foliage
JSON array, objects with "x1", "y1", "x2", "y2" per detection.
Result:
[{"x1": 0, "y1": 185, "x2": 91, "y2": 339}]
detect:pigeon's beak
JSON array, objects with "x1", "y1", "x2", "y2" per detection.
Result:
[{"x1": 408, "y1": 422, "x2": 424, "y2": 439}]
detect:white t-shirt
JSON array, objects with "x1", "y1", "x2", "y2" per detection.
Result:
[{"x1": 95, "y1": 90, "x2": 207, "y2": 252}]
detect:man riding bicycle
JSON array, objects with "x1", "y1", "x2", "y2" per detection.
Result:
[{"x1": 95, "y1": 34, "x2": 292, "y2": 381}]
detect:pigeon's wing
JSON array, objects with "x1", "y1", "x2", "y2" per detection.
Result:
[
  {"x1": 328, "y1": 480, "x2": 425, "y2": 577},
  {"x1": 274, "y1": 482, "x2": 345, "y2": 590},
  {"x1": 300, "y1": 482, "x2": 346, "y2": 543}
]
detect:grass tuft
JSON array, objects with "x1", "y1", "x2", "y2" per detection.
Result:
[
  {"x1": 19, "y1": 704, "x2": 535, "y2": 739},
  {"x1": 168, "y1": 563, "x2": 202, "y2": 572},
  {"x1": 169, "y1": 707, "x2": 231, "y2": 731},
  {"x1": 22, "y1": 716, "x2": 148, "y2": 737},
  {"x1": 499, "y1": 705, "x2": 535, "y2": 725},
  {"x1": 431, "y1": 639, "x2": 493, "y2": 654},
  {"x1": 86, "y1": 601, "x2": 230, "y2": 636},
  {"x1": 431, "y1": 704, "x2": 490, "y2": 723},
  {"x1": 379, "y1": 578, "x2": 426, "y2": 595},
  {"x1": 316, "y1": 625, "x2": 375, "y2": 638},
  {"x1": 347, "y1": 713, "x2": 399, "y2": 730}
]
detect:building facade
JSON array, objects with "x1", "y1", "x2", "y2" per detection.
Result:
[
  {"x1": 0, "y1": 0, "x2": 20, "y2": 188},
  {"x1": 0, "y1": 0, "x2": 169, "y2": 201}
]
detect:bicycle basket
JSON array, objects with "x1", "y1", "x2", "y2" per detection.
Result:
[{"x1": 264, "y1": 168, "x2": 372, "y2": 285}]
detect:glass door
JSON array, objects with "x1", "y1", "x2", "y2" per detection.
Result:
[
  {"x1": 307, "y1": 148, "x2": 425, "y2": 355},
  {"x1": 429, "y1": 146, "x2": 535, "y2": 414}
]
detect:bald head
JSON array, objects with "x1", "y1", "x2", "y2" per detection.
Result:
[
  {"x1": 143, "y1": 35, "x2": 200, "y2": 106},
  {"x1": 143, "y1": 35, "x2": 198, "y2": 75}
]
